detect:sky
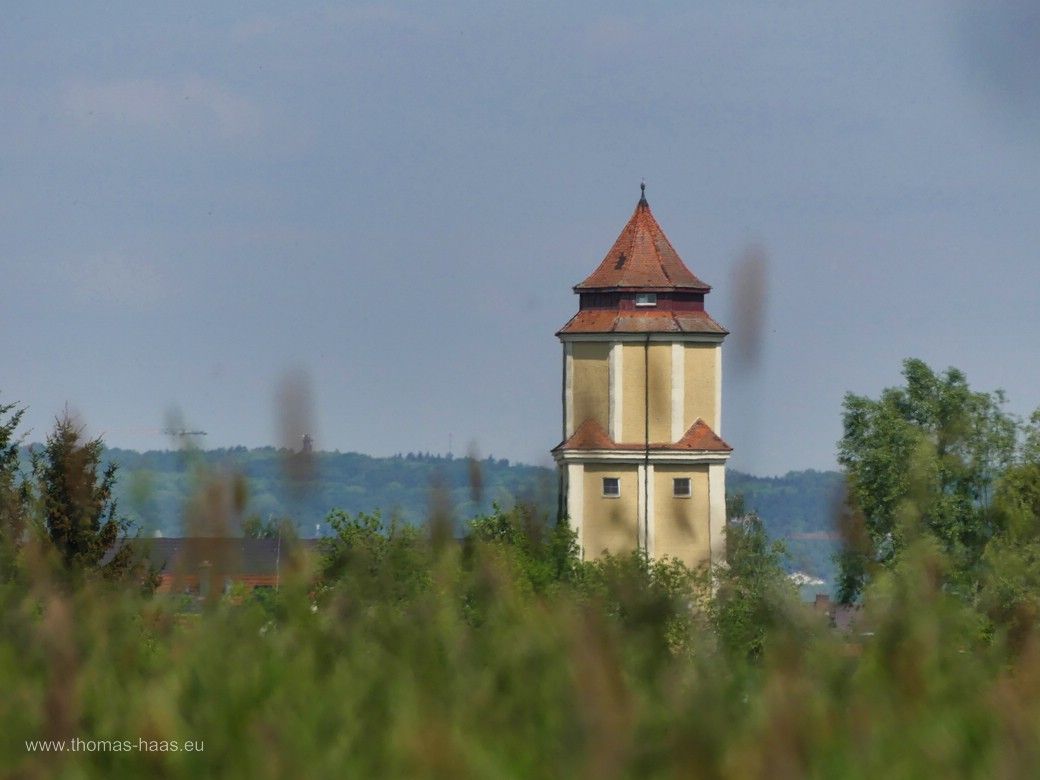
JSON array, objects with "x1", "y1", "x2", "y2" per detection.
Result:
[{"x1": 2, "y1": 2, "x2": 1039, "y2": 477}]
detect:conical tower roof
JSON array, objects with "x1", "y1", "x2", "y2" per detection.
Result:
[{"x1": 575, "y1": 187, "x2": 710, "y2": 292}]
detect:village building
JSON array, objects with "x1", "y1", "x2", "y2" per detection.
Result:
[
  {"x1": 553, "y1": 187, "x2": 731, "y2": 567},
  {"x1": 127, "y1": 537, "x2": 319, "y2": 595}
]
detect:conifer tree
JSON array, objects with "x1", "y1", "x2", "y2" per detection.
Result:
[
  {"x1": 31, "y1": 411, "x2": 148, "y2": 584},
  {"x1": 0, "y1": 397, "x2": 29, "y2": 577}
]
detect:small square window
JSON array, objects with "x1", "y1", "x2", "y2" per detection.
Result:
[
  {"x1": 602, "y1": 477, "x2": 621, "y2": 497},
  {"x1": 635, "y1": 293, "x2": 657, "y2": 307},
  {"x1": 673, "y1": 478, "x2": 691, "y2": 497}
]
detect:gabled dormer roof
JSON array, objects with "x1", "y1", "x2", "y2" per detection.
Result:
[{"x1": 575, "y1": 188, "x2": 710, "y2": 293}]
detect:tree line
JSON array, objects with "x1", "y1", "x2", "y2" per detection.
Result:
[{"x1": 12, "y1": 435, "x2": 847, "y2": 580}]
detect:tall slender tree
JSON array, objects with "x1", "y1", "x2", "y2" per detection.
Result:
[
  {"x1": 0, "y1": 396, "x2": 29, "y2": 577},
  {"x1": 31, "y1": 411, "x2": 148, "y2": 584}
]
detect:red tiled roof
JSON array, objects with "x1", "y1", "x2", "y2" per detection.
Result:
[
  {"x1": 575, "y1": 196, "x2": 710, "y2": 292},
  {"x1": 672, "y1": 419, "x2": 732, "y2": 451},
  {"x1": 115, "y1": 537, "x2": 320, "y2": 576},
  {"x1": 557, "y1": 309, "x2": 728, "y2": 336},
  {"x1": 553, "y1": 418, "x2": 732, "y2": 453},
  {"x1": 555, "y1": 419, "x2": 615, "y2": 451}
]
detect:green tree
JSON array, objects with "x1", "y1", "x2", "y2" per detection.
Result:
[
  {"x1": 725, "y1": 491, "x2": 747, "y2": 520},
  {"x1": 466, "y1": 504, "x2": 579, "y2": 593},
  {"x1": 837, "y1": 358, "x2": 1018, "y2": 602},
  {"x1": 573, "y1": 549, "x2": 702, "y2": 667},
  {"x1": 31, "y1": 412, "x2": 151, "y2": 585},
  {"x1": 0, "y1": 397, "x2": 30, "y2": 578},
  {"x1": 710, "y1": 513, "x2": 796, "y2": 659},
  {"x1": 975, "y1": 429, "x2": 1040, "y2": 647},
  {"x1": 319, "y1": 509, "x2": 431, "y2": 606}
]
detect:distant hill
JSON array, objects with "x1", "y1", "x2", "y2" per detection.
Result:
[
  {"x1": 90, "y1": 447, "x2": 556, "y2": 539},
  {"x1": 18, "y1": 446, "x2": 845, "y2": 583},
  {"x1": 728, "y1": 469, "x2": 845, "y2": 583}
]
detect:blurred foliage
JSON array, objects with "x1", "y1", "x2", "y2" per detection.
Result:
[
  {"x1": 6, "y1": 489, "x2": 1040, "y2": 776},
  {"x1": 6, "y1": 365, "x2": 1040, "y2": 776}
]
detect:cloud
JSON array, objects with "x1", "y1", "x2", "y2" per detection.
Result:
[
  {"x1": 63, "y1": 253, "x2": 169, "y2": 310},
  {"x1": 61, "y1": 76, "x2": 261, "y2": 139}
]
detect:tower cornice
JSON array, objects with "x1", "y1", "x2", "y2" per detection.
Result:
[
  {"x1": 553, "y1": 450, "x2": 731, "y2": 465},
  {"x1": 557, "y1": 332, "x2": 726, "y2": 343}
]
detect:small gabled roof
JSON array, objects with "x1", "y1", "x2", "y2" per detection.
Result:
[
  {"x1": 575, "y1": 189, "x2": 710, "y2": 292},
  {"x1": 553, "y1": 418, "x2": 732, "y2": 453},
  {"x1": 671, "y1": 419, "x2": 732, "y2": 451},
  {"x1": 554, "y1": 419, "x2": 615, "y2": 451}
]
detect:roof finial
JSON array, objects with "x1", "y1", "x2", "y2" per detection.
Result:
[{"x1": 639, "y1": 180, "x2": 648, "y2": 207}]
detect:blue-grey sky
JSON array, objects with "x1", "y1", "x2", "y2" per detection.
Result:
[{"x1": 3, "y1": 2, "x2": 1039, "y2": 476}]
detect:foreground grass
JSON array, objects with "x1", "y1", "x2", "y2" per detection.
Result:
[{"x1": 3, "y1": 522, "x2": 1040, "y2": 779}]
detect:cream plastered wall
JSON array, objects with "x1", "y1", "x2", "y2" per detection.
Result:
[
  {"x1": 683, "y1": 344, "x2": 719, "y2": 432},
  {"x1": 571, "y1": 342, "x2": 610, "y2": 433},
  {"x1": 620, "y1": 343, "x2": 671, "y2": 444},
  {"x1": 653, "y1": 464, "x2": 710, "y2": 567},
  {"x1": 582, "y1": 463, "x2": 638, "y2": 559}
]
